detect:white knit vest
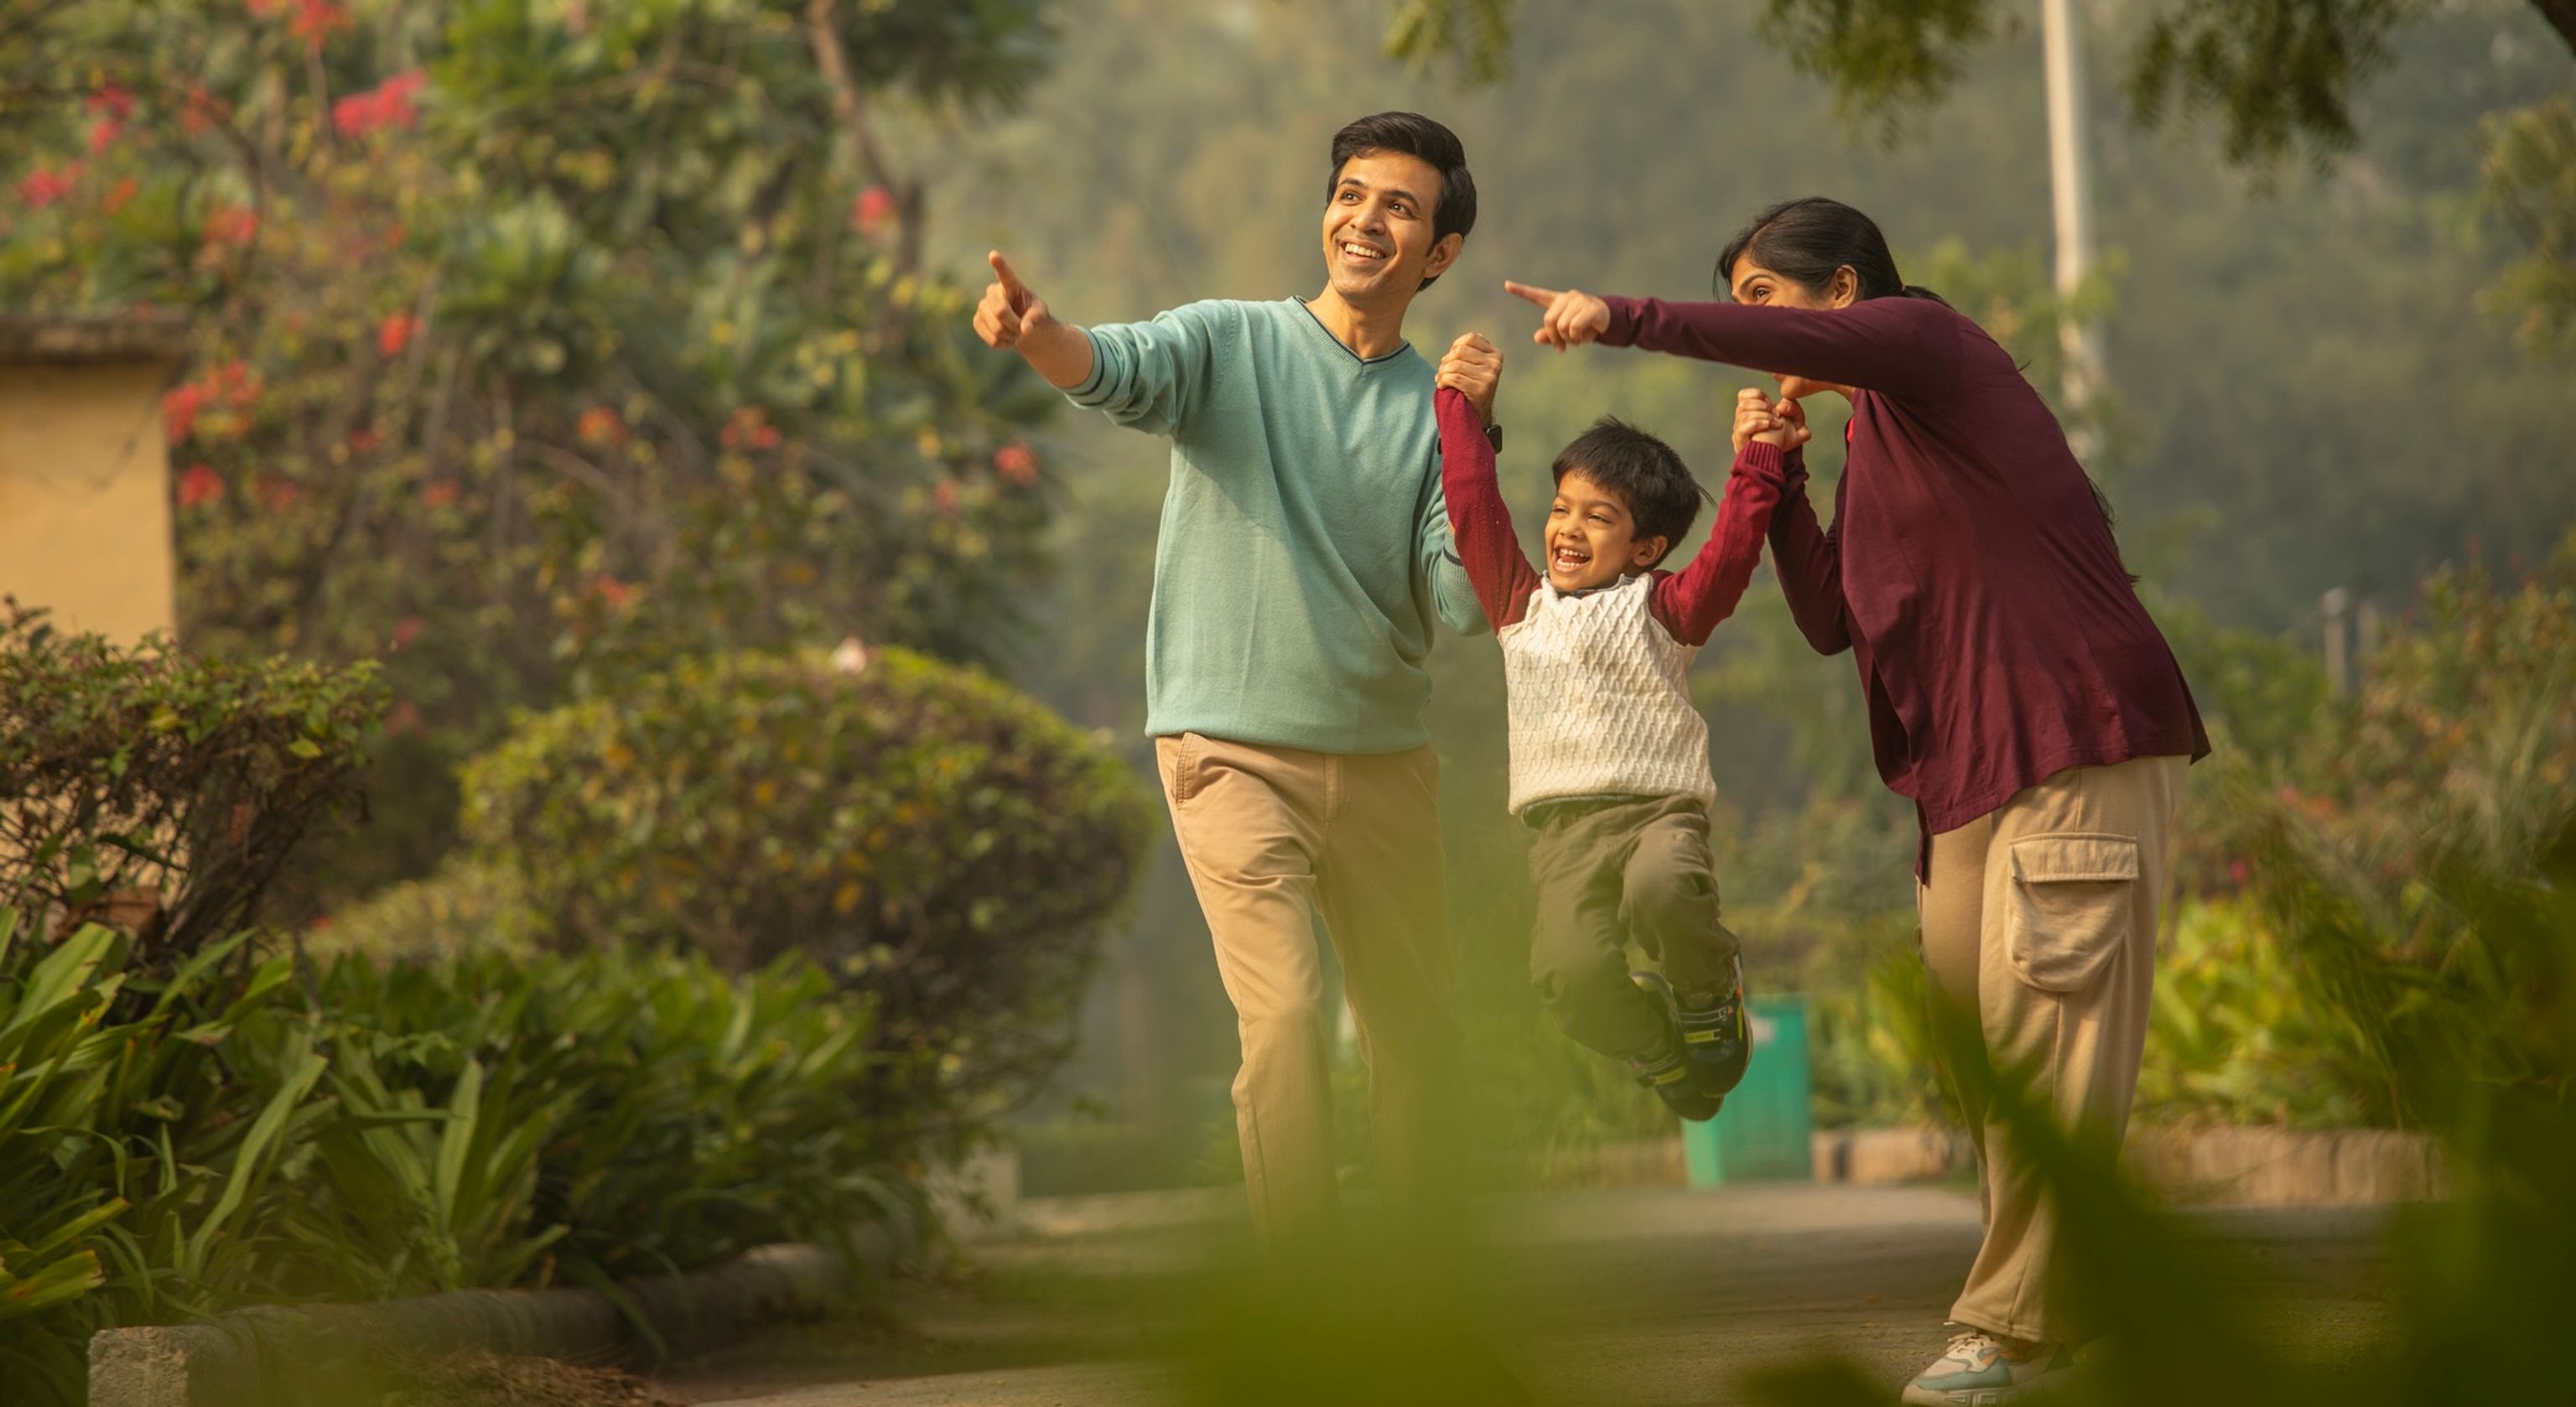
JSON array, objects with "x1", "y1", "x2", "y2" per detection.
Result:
[{"x1": 1499, "y1": 572, "x2": 1716, "y2": 815}]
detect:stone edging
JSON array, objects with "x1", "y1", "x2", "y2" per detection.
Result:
[
  {"x1": 88, "y1": 1233, "x2": 896, "y2": 1407},
  {"x1": 1541, "y1": 1126, "x2": 2447, "y2": 1207}
]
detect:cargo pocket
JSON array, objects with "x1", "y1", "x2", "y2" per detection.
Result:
[{"x1": 2004, "y1": 833, "x2": 2140, "y2": 993}]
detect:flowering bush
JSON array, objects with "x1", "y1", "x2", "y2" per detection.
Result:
[{"x1": 0, "y1": 0, "x2": 1067, "y2": 901}]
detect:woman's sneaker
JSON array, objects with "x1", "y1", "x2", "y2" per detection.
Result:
[
  {"x1": 1899, "y1": 1329, "x2": 2077, "y2": 1404},
  {"x1": 1672, "y1": 956, "x2": 1752, "y2": 1099},
  {"x1": 1628, "y1": 973, "x2": 1724, "y2": 1121}
]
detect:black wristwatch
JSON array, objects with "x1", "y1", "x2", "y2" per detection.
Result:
[{"x1": 1483, "y1": 421, "x2": 1504, "y2": 452}]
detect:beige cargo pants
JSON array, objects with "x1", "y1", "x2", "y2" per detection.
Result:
[
  {"x1": 1155, "y1": 732, "x2": 1457, "y2": 1246},
  {"x1": 1917, "y1": 754, "x2": 2189, "y2": 1343}
]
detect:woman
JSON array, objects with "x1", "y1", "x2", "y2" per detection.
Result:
[{"x1": 1508, "y1": 197, "x2": 2207, "y2": 1405}]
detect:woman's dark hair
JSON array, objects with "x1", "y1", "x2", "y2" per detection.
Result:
[
  {"x1": 1551, "y1": 417, "x2": 1708, "y2": 564},
  {"x1": 1714, "y1": 196, "x2": 1945, "y2": 306},
  {"x1": 1719, "y1": 196, "x2": 2137, "y2": 582},
  {"x1": 1327, "y1": 112, "x2": 1477, "y2": 288}
]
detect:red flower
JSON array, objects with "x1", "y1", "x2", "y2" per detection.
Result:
[
  {"x1": 101, "y1": 177, "x2": 141, "y2": 215},
  {"x1": 383, "y1": 700, "x2": 424, "y2": 735},
  {"x1": 719, "y1": 408, "x2": 780, "y2": 451},
  {"x1": 177, "y1": 464, "x2": 224, "y2": 508},
  {"x1": 86, "y1": 85, "x2": 136, "y2": 121},
  {"x1": 17, "y1": 165, "x2": 78, "y2": 210},
  {"x1": 850, "y1": 185, "x2": 896, "y2": 233},
  {"x1": 348, "y1": 426, "x2": 382, "y2": 454},
  {"x1": 589, "y1": 575, "x2": 635, "y2": 609},
  {"x1": 88, "y1": 117, "x2": 123, "y2": 153},
  {"x1": 932, "y1": 479, "x2": 960, "y2": 513},
  {"x1": 391, "y1": 615, "x2": 425, "y2": 649},
  {"x1": 420, "y1": 480, "x2": 460, "y2": 510},
  {"x1": 181, "y1": 86, "x2": 222, "y2": 138},
  {"x1": 203, "y1": 203, "x2": 257, "y2": 247},
  {"x1": 289, "y1": 0, "x2": 352, "y2": 47},
  {"x1": 162, "y1": 384, "x2": 208, "y2": 443},
  {"x1": 576, "y1": 405, "x2": 626, "y2": 449},
  {"x1": 214, "y1": 359, "x2": 259, "y2": 407},
  {"x1": 307, "y1": 914, "x2": 335, "y2": 932},
  {"x1": 332, "y1": 70, "x2": 428, "y2": 138},
  {"x1": 993, "y1": 439, "x2": 1040, "y2": 486},
  {"x1": 377, "y1": 312, "x2": 418, "y2": 358},
  {"x1": 259, "y1": 477, "x2": 302, "y2": 511}
]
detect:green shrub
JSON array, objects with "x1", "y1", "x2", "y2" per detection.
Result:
[
  {"x1": 2135, "y1": 896, "x2": 2371, "y2": 1128},
  {"x1": 311, "y1": 856, "x2": 544, "y2": 962},
  {"x1": 0, "y1": 603, "x2": 382, "y2": 964},
  {"x1": 0, "y1": 908, "x2": 930, "y2": 1404},
  {"x1": 459, "y1": 646, "x2": 1155, "y2": 1106},
  {"x1": 0, "y1": 916, "x2": 324, "y2": 1402}
]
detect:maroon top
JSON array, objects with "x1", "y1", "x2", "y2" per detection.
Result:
[
  {"x1": 1435, "y1": 386, "x2": 1789, "y2": 641},
  {"x1": 1599, "y1": 293, "x2": 2209, "y2": 854}
]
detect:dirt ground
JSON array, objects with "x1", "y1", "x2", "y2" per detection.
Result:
[{"x1": 654, "y1": 1185, "x2": 2396, "y2": 1407}]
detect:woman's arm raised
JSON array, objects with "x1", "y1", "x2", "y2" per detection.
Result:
[{"x1": 1504, "y1": 281, "x2": 1965, "y2": 404}]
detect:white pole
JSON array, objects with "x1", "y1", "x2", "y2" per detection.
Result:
[{"x1": 2044, "y1": 0, "x2": 2107, "y2": 460}]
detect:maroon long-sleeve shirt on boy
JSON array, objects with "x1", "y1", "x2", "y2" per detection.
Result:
[{"x1": 1595, "y1": 293, "x2": 2209, "y2": 859}]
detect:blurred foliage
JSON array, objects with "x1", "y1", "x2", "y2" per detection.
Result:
[
  {"x1": 460, "y1": 644, "x2": 1155, "y2": 1111},
  {"x1": 2480, "y1": 94, "x2": 2576, "y2": 356},
  {"x1": 0, "y1": 0, "x2": 1068, "y2": 902},
  {"x1": 0, "y1": 603, "x2": 382, "y2": 963},
  {"x1": 1384, "y1": 0, "x2": 2576, "y2": 171}
]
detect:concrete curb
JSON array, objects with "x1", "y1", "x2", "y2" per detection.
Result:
[
  {"x1": 1540, "y1": 1125, "x2": 2447, "y2": 1207},
  {"x1": 88, "y1": 1233, "x2": 896, "y2": 1407}
]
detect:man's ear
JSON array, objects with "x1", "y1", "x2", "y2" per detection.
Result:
[
  {"x1": 1421, "y1": 231, "x2": 1465, "y2": 283},
  {"x1": 1630, "y1": 534, "x2": 1670, "y2": 569}
]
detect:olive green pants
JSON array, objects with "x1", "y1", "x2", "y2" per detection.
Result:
[{"x1": 1525, "y1": 794, "x2": 1741, "y2": 1061}]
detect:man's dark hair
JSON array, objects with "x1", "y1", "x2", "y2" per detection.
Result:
[
  {"x1": 1326, "y1": 112, "x2": 1477, "y2": 288},
  {"x1": 1551, "y1": 418, "x2": 1706, "y2": 565}
]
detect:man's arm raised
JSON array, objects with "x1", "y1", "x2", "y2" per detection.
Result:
[{"x1": 974, "y1": 252, "x2": 1094, "y2": 390}]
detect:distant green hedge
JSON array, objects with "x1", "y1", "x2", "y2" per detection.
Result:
[{"x1": 460, "y1": 645, "x2": 1155, "y2": 1104}]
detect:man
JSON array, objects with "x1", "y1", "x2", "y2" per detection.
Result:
[{"x1": 974, "y1": 112, "x2": 1498, "y2": 1242}]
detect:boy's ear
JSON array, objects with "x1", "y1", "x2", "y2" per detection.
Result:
[{"x1": 1629, "y1": 534, "x2": 1670, "y2": 569}]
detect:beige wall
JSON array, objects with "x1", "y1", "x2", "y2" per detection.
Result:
[{"x1": 0, "y1": 361, "x2": 179, "y2": 645}]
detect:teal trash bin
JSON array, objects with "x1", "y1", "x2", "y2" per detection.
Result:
[{"x1": 1682, "y1": 994, "x2": 1813, "y2": 1185}]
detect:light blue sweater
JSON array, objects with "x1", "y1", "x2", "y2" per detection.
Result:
[{"x1": 1071, "y1": 297, "x2": 1488, "y2": 754}]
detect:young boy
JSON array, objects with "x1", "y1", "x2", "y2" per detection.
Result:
[{"x1": 1434, "y1": 341, "x2": 1805, "y2": 1119}]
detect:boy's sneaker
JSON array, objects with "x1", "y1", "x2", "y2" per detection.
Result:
[
  {"x1": 1899, "y1": 1330, "x2": 2077, "y2": 1404},
  {"x1": 1628, "y1": 973, "x2": 1723, "y2": 1121},
  {"x1": 1672, "y1": 956, "x2": 1752, "y2": 1100}
]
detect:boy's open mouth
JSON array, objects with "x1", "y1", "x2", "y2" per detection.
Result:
[{"x1": 1551, "y1": 546, "x2": 1591, "y2": 573}]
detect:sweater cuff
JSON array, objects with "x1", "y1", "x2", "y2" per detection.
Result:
[
  {"x1": 1063, "y1": 327, "x2": 1113, "y2": 406},
  {"x1": 1599, "y1": 295, "x2": 1642, "y2": 348},
  {"x1": 1732, "y1": 439, "x2": 1789, "y2": 487}
]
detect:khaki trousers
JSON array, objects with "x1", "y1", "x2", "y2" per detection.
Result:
[
  {"x1": 1918, "y1": 754, "x2": 2188, "y2": 1343},
  {"x1": 1156, "y1": 733, "x2": 1457, "y2": 1245}
]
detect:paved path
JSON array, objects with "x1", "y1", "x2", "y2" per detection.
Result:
[{"x1": 657, "y1": 1186, "x2": 2393, "y2": 1407}]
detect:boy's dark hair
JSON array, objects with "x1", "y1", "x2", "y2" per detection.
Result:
[
  {"x1": 1551, "y1": 418, "x2": 1706, "y2": 565},
  {"x1": 1327, "y1": 112, "x2": 1477, "y2": 288}
]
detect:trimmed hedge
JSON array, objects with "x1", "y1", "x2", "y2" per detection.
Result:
[
  {"x1": 460, "y1": 646, "x2": 1154, "y2": 1104},
  {"x1": 0, "y1": 602, "x2": 382, "y2": 963}
]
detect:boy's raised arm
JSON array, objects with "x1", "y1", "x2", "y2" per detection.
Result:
[{"x1": 1434, "y1": 344, "x2": 1538, "y2": 631}]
